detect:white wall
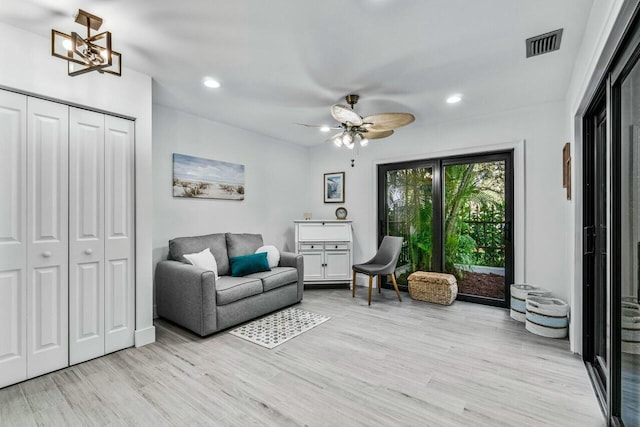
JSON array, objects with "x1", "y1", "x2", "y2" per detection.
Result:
[
  {"x1": 307, "y1": 101, "x2": 570, "y2": 301},
  {"x1": 0, "y1": 22, "x2": 155, "y2": 347},
  {"x1": 152, "y1": 104, "x2": 310, "y2": 309}
]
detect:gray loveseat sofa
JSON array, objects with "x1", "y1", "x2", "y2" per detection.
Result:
[{"x1": 155, "y1": 233, "x2": 304, "y2": 336}]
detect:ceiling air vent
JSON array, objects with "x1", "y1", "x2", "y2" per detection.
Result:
[{"x1": 526, "y1": 29, "x2": 563, "y2": 58}]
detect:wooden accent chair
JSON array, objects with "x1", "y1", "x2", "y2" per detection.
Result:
[{"x1": 352, "y1": 236, "x2": 403, "y2": 305}]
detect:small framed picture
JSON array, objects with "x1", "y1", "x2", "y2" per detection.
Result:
[{"x1": 324, "y1": 172, "x2": 345, "y2": 203}]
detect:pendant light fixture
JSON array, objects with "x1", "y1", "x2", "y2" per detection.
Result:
[{"x1": 51, "y1": 9, "x2": 122, "y2": 77}]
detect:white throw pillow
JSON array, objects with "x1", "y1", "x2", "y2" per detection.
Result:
[
  {"x1": 255, "y1": 245, "x2": 280, "y2": 268},
  {"x1": 183, "y1": 248, "x2": 219, "y2": 279}
]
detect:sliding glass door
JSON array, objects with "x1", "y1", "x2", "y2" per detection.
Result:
[
  {"x1": 582, "y1": 7, "x2": 640, "y2": 424},
  {"x1": 443, "y1": 155, "x2": 513, "y2": 304},
  {"x1": 378, "y1": 160, "x2": 439, "y2": 291},
  {"x1": 618, "y1": 49, "x2": 640, "y2": 427},
  {"x1": 378, "y1": 152, "x2": 514, "y2": 307}
]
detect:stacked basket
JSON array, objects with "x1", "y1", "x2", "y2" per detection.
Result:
[
  {"x1": 510, "y1": 284, "x2": 550, "y2": 322},
  {"x1": 622, "y1": 297, "x2": 640, "y2": 354},
  {"x1": 524, "y1": 296, "x2": 569, "y2": 339}
]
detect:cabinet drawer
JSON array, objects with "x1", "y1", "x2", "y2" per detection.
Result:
[
  {"x1": 299, "y1": 243, "x2": 323, "y2": 251},
  {"x1": 325, "y1": 243, "x2": 349, "y2": 251}
]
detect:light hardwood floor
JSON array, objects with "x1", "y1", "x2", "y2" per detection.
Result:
[{"x1": 0, "y1": 289, "x2": 604, "y2": 426}]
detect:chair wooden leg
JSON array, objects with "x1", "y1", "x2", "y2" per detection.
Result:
[
  {"x1": 368, "y1": 275, "x2": 373, "y2": 306},
  {"x1": 378, "y1": 274, "x2": 382, "y2": 293},
  {"x1": 352, "y1": 270, "x2": 356, "y2": 297},
  {"x1": 390, "y1": 274, "x2": 402, "y2": 302}
]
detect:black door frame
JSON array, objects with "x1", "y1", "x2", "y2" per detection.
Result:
[
  {"x1": 581, "y1": 7, "x2": 640, "y2": 424},
  {"x1": 582, "y1": 89, "x2": 610, "y2": 412},
  {"x1": 377, "y1": 150, "x2": 515, "y2": 308}
]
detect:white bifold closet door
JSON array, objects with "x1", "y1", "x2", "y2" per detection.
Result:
[
  {"x1": 27, "y1": 98, "x2": 69, "y2": 379},
  {"x1": 0, "y1": 90, "x2": 28, "y2": 388},
  {"x1": 69, "y1": 108, "x2": 135, "y2": 365},
  {"x1": 0, "y1": 94, "x2": 69, "y2": 386}
]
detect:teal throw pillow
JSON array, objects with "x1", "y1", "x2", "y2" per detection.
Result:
[{"x1": 229, "y1": 252, "x2": 271, "y2": 277}]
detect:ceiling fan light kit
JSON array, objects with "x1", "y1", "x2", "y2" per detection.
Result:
[
  {"x1": 301, "y1": 94, "x2": 414, "y2": 153},
  {"x1": 51, "y1": 9, "x2": 122, "y2": 77}
]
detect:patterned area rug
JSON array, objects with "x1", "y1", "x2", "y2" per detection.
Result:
[{"x1": 228, "y1": 307, "x2": 330, "y2": 349}]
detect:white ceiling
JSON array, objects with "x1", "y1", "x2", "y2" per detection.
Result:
[{"x1": 0, "y1": 0, "x2": 594, "y2": 146}]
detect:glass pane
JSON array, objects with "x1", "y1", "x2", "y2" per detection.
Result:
[
  {"x1": 620, "y1": 60, "x2": 640, "y2": 427},
  {"x1": 385, "y1": 167, "x2": 433, "y2": 287},
  {"x1": 443, "y1": 161, "x2": 506, "y2": 301}
]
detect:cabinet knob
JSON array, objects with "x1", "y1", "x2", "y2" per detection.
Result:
[
  {"x1": 42, "y1": 251, "x2": 52, "y2": 258},
  {"x1": 335, "y1": 245, "x2": 338, "y2": 249},
  {"x1": 84, "y1": 248, "x2": 93, "y2": 255},
  {"x1": 311, "y1": 245, "x2": 314, "y2": 248}
]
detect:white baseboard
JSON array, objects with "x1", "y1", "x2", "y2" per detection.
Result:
[{"x1": 134, "y1": 326, "x2": 156, "y2": 347}]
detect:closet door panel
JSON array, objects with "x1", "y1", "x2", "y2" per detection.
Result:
[
  {"x1": 69, "y1": 108, "x2": 105, "y2": 365},
  {"x1": 26, "y1": 97, "x2": 68, "y2": 379},
  {"x1": 105, "y1": 116, "x2": 135, "y2": 353},
  {"x1": 0, "y1": 91, "x2": 27, "y2": 387}
]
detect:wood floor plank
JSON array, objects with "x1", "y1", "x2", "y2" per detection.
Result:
[{"x1": 0, "y1": 289, "x2": 605, "y2": 426}]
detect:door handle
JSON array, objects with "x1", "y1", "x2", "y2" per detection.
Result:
[
  {"x1": 583, "y1": 226, "x2": 595, "y2": 255},
  {"x1": 42, "y1": 251, "x2": 52, "y2": 258},
  {"x1": 85, "y1": 248, "x2": 93, "y2": 255},
  {"x1": 504, "y1": 221, "x2": 512, "y2": 243}
]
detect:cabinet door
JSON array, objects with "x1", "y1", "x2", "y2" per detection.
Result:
[
  {"x1": 301, "y1": 251, "x2": 324, "y2": 280},
  {"x1": 69, "y1": 108, "x2": 105, "y2": 365},
  {"x1": 27, "y1": 98, "x2": 68, "y2": 378},
  {"x1": 0, "y1": 90, "x2": 27, "y2": 387},
  {"x1": 325, "y1": 251, "x2": 351, "y2": 281},
  {"x1": 104, "y1": 116, "x2": 135, "y2": 354}
]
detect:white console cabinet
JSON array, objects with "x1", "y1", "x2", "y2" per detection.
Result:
[{"x1": 295, "y1": 220, "x2": 353, "y2": 285}]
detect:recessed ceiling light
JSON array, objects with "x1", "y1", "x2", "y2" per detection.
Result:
[
  {"x1": 320, "y1": 126, "x2": 331, "y2": 132},
  {"x1": 203, "y1": 78, "x2": 221, "y2": 89},
  {"x1": 446, "y1": 94, "x2": 462, "y2": 104}
]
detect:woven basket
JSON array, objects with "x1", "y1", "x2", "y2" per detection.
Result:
[{"x1": 407, "y1": 271, "x2": 458, "y2": 305}]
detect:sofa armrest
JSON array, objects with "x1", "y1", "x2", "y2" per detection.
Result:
[
  {"x1": 155, "y1": 260, "x2": 217, "y2": 336},
  {"x1": 279, "y1": 251, "x2": 304, "y2": 301}
]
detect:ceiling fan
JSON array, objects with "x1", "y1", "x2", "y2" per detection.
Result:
[{"x1": 299, "y1": 94, "x2": 415, "y2": 149}]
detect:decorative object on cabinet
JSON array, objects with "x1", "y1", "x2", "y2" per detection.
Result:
[
  {"x1": 295, "y1": 220, "x2": 353, "y2": 285},
  {"x1": 562, "y1": 142, "x2": 571, "y2": 200},
  {"x1": 173, "y1": 153, "x2": 245, "y2": 200},
  {"x1": 352, "y1": 236, "x2": 403, "y2": 306},
  {"x1": 51, "y1": 9, "x2": 122, "y2": 77},
  {"x1": 335, "y1": 207, "x2": 348, "y2": 220},
  {"x1": 303, "y1": 211, "x2": 312, "y2": 220},
  {"x1": 324, "y1": 171, "x2": 345, "y2": 203}
]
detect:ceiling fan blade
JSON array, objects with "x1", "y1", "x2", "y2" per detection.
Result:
[
  {"x1": 331, "y1": 104, "x2": 363, "y2": 126},
  {"x1": 295, "y1": 123, "x2": 342, "y2": 129},
  {"x1": 364, "y1": 113, "x2": 415, "y2": 131},
  {"x1": 364, "y1": 129, "x2": 394, "y2": 139}
]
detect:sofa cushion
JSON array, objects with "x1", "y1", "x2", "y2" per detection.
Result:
[
  {"x1": 247, "y1": 267, "x2": 298, "y2": 292},
  {"x1": 255, "y1": 245, "x2": 280, "y2": 268},
  {"x1": 215, "y1": 276, "x2": 263, "y2": 306},
  {"x1": 230, "y1": 252, "x2": 271, "y2": 277},
  {"x1": 169, "y1": 233, "x2": 230, "y2": 276},
  {"x1": 183, "y1": 248, "x2": 219, "y2": 279},
  {"x1": 226, "y1": 233, "x2": 264, "y2": 258}
]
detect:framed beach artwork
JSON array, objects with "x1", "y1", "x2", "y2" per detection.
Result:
[
  {"x1": 173, "y1": 153, "x2": 245, "y2": 200},
  {"x1": 324, "y1": 172, "x2": 345, "y2": 203}
]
